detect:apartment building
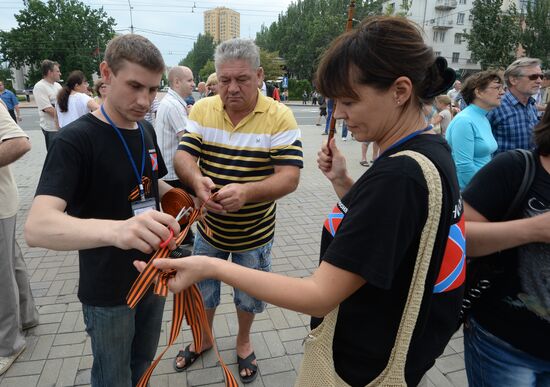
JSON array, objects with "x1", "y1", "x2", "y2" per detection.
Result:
[{"x1": 204, "y1": 7, "x2": 240, "y2": 44}]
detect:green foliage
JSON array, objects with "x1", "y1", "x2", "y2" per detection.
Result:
[
  {"x1": 0, "y1": 66, "x2": 13, "y2": 90},
  {"x1": 288, "y1": 79, "x2": 312, "y2": 100},
  {"x1": 255, "y1": 0, "x2": 383, "y2": 81},
  {"x1": 199, "y1": 59, "x2": 215, "y2": 81},
  {"x1": 179, "y1": 33, "x2": 216, "y2": 80},
  {"x1": 522, "y1": 0, "x2": 550, "y2": 68},
  {"x1": 0, "y1": 0, "x2": 116, "y2": 86},
  {"x1": 260, "y1": 49, "x2": 284, "y2": 81},
  {"x1": 464, "y1": 0, "x2": 522, "y2": 69}
]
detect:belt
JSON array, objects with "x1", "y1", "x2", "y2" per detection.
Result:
[{"x1": 127, "y1": 188, "x2": 238, "y2": 387}]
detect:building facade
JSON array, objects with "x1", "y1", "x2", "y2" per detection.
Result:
[
  {"x1": 204, "y1": 7, "x2": 240, "y2": 44},
  {"x1": 383, "y1": 0, "x2": 481, "y2": 76}
]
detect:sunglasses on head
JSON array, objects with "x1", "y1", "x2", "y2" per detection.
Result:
[{"x1": 521, "y1": 73, "x2": 544, "y2": 80}]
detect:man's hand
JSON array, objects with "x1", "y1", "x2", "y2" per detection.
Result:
[
  {"x1": 111, "y1": 210, "x2": 181, "y2": 253},
  {"x1": 215, "y1": 183, "x2": 247, "y2": 212},
  {"x1": 194, "y1": 176, "x2": 225, "y2": 213}
]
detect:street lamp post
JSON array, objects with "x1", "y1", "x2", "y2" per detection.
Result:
[{"x1": 128, "y1": 0, "x2": 134, "y2": 34}]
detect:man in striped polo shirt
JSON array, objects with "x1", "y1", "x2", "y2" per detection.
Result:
[{"x1": 174, "y1": 38, "x2": 303, "y2": 383}]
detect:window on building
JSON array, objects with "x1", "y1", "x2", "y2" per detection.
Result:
[
  {"x1": 452, "y1": 52, "x2": 460, "y2": 63},
  {"x1": 433, "y1": 31, "x2": 446, "y2": 42},
  {"x1": 459, "y1": 0, "x2": 466, "y2": 4},
  {"x1": 434, "y1": 51, "x2": 441, "y2": 57},
  {"x1": 457, "y1": 13, "x2": 465, "y2": 25},
  {"x1": 454, "y1": 33, "x2": 462, "y2": 44}
]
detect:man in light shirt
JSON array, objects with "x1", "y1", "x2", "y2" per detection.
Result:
[{"x1": 33, "y1": 60, "x2": 62, "y2": 151}]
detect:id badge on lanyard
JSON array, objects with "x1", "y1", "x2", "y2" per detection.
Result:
[{"x1": 131, "y1": 197, "x2": 157, "y2": 216}]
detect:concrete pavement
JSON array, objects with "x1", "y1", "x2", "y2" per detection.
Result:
[{"x1": 0, "y1": 113, "x2": 467, "y2": 386}]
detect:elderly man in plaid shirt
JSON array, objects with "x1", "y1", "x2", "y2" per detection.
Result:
[{"x1": 487, "y1": 58, "x2": 542, "y2": 154}]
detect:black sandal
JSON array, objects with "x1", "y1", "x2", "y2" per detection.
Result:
[
  {"x1": 173, "y1": 344, "x2": 204, "y2": 372},
  {"x1": 237, "y1": 352, "x2": 258, "y2": 384}
]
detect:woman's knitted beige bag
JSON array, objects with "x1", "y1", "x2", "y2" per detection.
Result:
[{"x1": 295, "y1": 151, "x2": 443, "y2": 387}]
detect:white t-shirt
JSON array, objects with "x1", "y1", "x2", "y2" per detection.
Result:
[
  {"x1": 56, "y1": 92, "x2": 92, "y2": 128},
  {"x1": 34, "y1": 79, "x2": 62, "y2": 132},
  {"x1": 0, "y1": 104, "x2": 28, "y2": 218}
]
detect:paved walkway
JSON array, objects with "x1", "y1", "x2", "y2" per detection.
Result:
[{"x1": 1, "y1": 123, "x2": 467, "y2": 386}]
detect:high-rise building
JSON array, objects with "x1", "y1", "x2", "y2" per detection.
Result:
[{"x1": 204, "y1": 7, "x2": 240, "y2": 44}]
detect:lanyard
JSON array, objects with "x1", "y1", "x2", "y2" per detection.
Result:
[
  {"x1": 101, "y1": 105, "x2": 147, "y2": 201},
  {"x1": 376, "y1": 125, "x2": 433, "y2": 162}
]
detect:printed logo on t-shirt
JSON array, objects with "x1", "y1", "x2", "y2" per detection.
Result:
[
  {"x1": 324, "y1": 202, "x2": 347, "y2": 237},
  {"x1": 149, "y1": 149, "x2": 158, "y2": 171},
  {"x1": 434, "y1": 215, "x2": 466, "y2": 293}
]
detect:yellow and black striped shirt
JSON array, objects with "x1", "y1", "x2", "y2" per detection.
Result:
[{"x1": 178, "y1": 93, "x2": 303, "y2": 252}]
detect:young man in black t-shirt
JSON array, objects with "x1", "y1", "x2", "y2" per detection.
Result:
[{"x1": 25, "y1": 35, "x2": 181, "y2": 386}]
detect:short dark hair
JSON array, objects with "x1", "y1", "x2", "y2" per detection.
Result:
[
  {"x1": 534, "y1": 105, "x2": 550, "y2": 155},
  {"x1": 460, "y1": 70, "x2": 503, "y2": 105},
  {"x1": 104, "y1": 34, "x2": 165, "y2": 75},
  {"x1": 316, "y1": 16, "x2": 453, "y2": 107},
  {"x1": 41, "y1": 59, "x2": 59, "y2": 77}
]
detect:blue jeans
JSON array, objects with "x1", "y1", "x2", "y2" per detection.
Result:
[
  {"x1": 193, "y1": 232, "x2": 272, "y2": 313},
  {"x1": 464, "y1": 317, "x2": 550, "y2": 387},
  {"x1": 82, "y1": 290, "x2": 165, "y2": 387}
]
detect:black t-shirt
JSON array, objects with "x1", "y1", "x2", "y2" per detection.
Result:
[
  {"x1": 316, "y1": 134, "x2": 464, "y2": 386},
  {"x1": 35, "y1": 113, "x2": 167, "y2": 306},
  {"x1": 463, "y1": 150, "x2": 550, "y2": 361}
]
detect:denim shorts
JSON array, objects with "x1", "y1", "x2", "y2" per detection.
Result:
[
  {"x1": 193, "y1": 232, "x2": 273, "y2": 313},
  {"x1": 464, "y1": 317, "x2": 550, "y2": 387}
]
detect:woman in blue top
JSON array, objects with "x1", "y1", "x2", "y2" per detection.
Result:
[{"x1": 446, "y1": 71, "x2": 504, "y2": 189}]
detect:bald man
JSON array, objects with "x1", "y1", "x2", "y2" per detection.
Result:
[{"x1": 155, "y1": 66, "x2": 195, "y2": 188}]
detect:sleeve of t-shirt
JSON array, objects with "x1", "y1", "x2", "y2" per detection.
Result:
[
  {"x1": 35, "y1": 132, "x2": 85, "y2": 203},
  {"x1": 322, "y1": 157, "x2": 428, "y2": 289},
  {"x1": 270, "y1": 106, "x2": 304, "y2": 168},
  {"x1": 0, "y1": 105, "x2": 27, "y2": 140},
  {"x1": 447, "y1": 116, "x2": 477, "y2": 188},
  {"x1": 462, "y1": 151, "x2": 524, "y2": 222},
  {"x1": 34, "y1": 82, "x2": 54, "y2": 111},
  {"x1": 10, "y1": 91, "x2": 19, "y2": 106}
]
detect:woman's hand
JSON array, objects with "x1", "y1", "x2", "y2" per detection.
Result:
[
  {"x1": 134, "y1": 255, "x2": 214, "y2": 293},
  {"x1": 317, "y1": 138, "x2": 348, "y2": 182}
]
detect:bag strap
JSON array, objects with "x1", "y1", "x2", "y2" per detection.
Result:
[
  {"x1": 368, "y1": 150, "x2": 443, "y2": 386},
  {"x1": 504, "y1": 149, "x2": 536, "y2": 221}
]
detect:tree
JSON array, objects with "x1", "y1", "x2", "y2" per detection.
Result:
[
  {"x1": 0, "y1": 66, "x2": 14, "y2": 90},
  {"x1": 260, "y1": 49, "x2": 284, "y2": 81},
  {"x1": 179, "y1": 33, "x2": 216, "y2": 80},
  {"x1": 521, "y1": 0, "x2": 550, "y2": 68},
  {"x1": 255, "y1": 0, "x2": 383, "y2": 80},
  {"x1": 0, "y1": 0, "x2": 116, "y2": 85},
  {"x1": 199, "y1": 59, "x2": 215, "y2": 81},
  {"x1": 464, "y1": 0, "x2": 522, "y2": 69}
]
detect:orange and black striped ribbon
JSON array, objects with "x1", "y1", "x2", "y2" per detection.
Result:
[{"x1": 126, "y1": 192, "x2": 238, "y2": 387}]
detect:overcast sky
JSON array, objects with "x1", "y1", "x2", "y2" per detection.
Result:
[{"x1": 1, "y1": 0, "x2": 295, "y2": 66}]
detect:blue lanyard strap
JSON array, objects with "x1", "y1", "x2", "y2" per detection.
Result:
[
  {"x1": 377, "y1": 125, "x2": 433, "y2": 161},
  {"x1": 101, "y1": 105, "x2": 146, "y2": 200}
]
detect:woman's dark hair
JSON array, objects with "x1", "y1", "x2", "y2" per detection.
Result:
[
  {"x1": 94, "y1": 78, "x2": 106, "y2": 98},
  {"x1": 534, "y1": 104, "x2": 550, "y2": 155},
  {"x1": 57, "y1": 70, "x2": 86, "y2": 113},
  {"x1": 316, "y1": 16, "x2": 455, "y2": 107},
  {"x1": 460, "y1": 70, "x2": 503, "y2": 105}
]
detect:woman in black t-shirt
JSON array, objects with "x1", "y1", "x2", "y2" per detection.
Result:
[
  {"x1": 462, "y1": 105, "x2": 550, "y2": 387},
  {"x1": 136, "y1": 17, "x2": 464, "y2": 386}
]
